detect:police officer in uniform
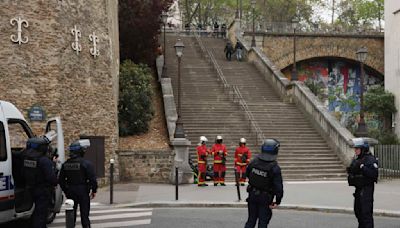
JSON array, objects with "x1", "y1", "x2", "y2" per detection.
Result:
[
  {"x1": 23, "y1": 137, "x2": 58, "y2": 228},
  {"x1": 59, "y1": 139, "x2": 98, "y2": 228},
  {"x1": 347, "y1": 138, "x2": 378, "y2": 228},
  {"x1": 245, "y1": 139, "x2": 283, "y2": 228}
]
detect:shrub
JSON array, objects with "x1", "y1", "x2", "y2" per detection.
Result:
[{"x1": 118, "y1": 60, "x2": 154, "y2": 136}]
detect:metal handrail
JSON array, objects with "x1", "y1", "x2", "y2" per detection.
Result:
[{"x1": 194, "y1": 35, "x2": 265, "y2": 145}]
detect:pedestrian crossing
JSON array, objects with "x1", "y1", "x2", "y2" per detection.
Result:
[{"x1": 48, "y1": 207, "x2": 153, "y2": 228}]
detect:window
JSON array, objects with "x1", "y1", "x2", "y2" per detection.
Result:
[
  {"x1": 7, "y1": 120, "x2": 32, "y2": 154},
  {"x1": 0, "y1": 122, "x2": 6, "y2": 161}
]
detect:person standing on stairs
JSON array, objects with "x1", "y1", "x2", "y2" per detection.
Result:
[
  {"x1": 235, "y1": 41, "x2": 244, "y2": 61},
  {"x1": 235, "y1": 138, "x2": 252, "y2": 186},
  {"x1": 224, "y1": 41, "x2": 234, "y2": 61},
  {"x1": 211, "y1": 135, "x2": 228, "y2": 186},
  {"x1": 196, "y1": 136, "x2": 210, "y2": 187}
]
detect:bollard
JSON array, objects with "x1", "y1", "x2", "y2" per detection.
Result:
[
  {"x1": 234, "y1": 169, "x2": 241, "y2": 201},
  {"x1": 175, "y1": 167, "x2": 178, "y2": 201},
  {"x1": 65, "y1": 199, "x2": 75, "y2": 228},
  {"x1": 110, "y1": 158, "x2": 115, "y2": 205}
]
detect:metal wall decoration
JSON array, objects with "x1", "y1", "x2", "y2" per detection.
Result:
[
  {"x1": 10, "y1": 17, "x2": 29, "y2": 45},
  {"x1": 71, "y1": 25, "x2": 82, "y2": 54},
  {"x1": 89, "y1": 32, "x2": 100, "y2": 58}
]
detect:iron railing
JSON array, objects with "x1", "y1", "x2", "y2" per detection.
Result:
[
  {"x1": 374, "y1": 145, "x2": 400, "y2": 179},
  {"x1": 241, "y1": 21, "x2": 383, "y2": 36},
  {"x1": 194, "y1": 35, "x2": 266, "y2": 145}
]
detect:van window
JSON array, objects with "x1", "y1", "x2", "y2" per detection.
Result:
[
  {"x1": 8, "y1": 121, "x2": 30, "y2": 153},
  {"x1": 0, "y1": 122, "x2": 6, "y2": 161}
]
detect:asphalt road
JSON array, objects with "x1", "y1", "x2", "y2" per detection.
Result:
[
  {"x1": 3, "y1": 207, "x2": 400, "y2": 227},
  {"x1": 141, "y1": 207, "x2": 400, "y2": 228}
]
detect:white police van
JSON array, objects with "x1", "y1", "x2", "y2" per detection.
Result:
[{"x1": 0, "y1": 100, "x2": 65, "y2": 224}]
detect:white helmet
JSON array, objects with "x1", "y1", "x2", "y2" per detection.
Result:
[
  {"x1": 200, "y1": 136, "x2": 208, "y2": 142},
  {"x1": 240, "y1": 138, "x2": 246, "y2": 144},
  {"x1": 216, "y1": 135, "x2": 223, "y2": 140}
]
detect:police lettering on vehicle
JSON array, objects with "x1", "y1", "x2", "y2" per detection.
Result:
[
  {"x1": 24, "y1": 159, "x2": 37, "y2": 168},
  {"x1": 251, "y1": 168, "x2": 268, "y2": 177},
  {"x1": 63, "y1": 163, "x2": 81, "y2": 171}
]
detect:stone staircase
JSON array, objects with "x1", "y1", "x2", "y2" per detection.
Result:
[
  {"x1": 201, "y1": 37, "x2": 347, "y2": 180},
  {"x1": 165, "y1": 34, "x2": 258, "y2": 181},
  {"x1": 165, "y1": 34, "x2": 346, "y2": 181}
]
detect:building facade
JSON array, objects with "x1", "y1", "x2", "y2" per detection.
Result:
[
  {"x1": 385, "y1": 0, "x2": 400, "y2": 137},
  {"x1": 0, "y1": 1, "x2": 120, "y2": 179}
]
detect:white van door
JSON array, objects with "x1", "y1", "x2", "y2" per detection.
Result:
[
  {"x1": 0, "y1": 115, "x2": 14, "y2": 221},
  {"x1": 44, "y1": 117, "x2": 64, "y2": 218}
]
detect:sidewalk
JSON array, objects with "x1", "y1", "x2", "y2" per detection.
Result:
[{"x1": 93, "y1": 179, "x2": 400, "y2": 217}]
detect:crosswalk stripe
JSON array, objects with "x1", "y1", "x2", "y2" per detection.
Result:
[
  {"x1": 53, "y1": 211, "x2": 152, "y2": 224},
  {"x1": 58, "y1": 208, "x2": 152, "y2": 216},
  {"x1": 49, "y1": 219, "x2": 151, "y2": 228}
]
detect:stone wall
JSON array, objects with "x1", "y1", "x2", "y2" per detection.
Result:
[
  {"x1": 0, "y1": 1, "x2": 120, "y2": 179},
  {"x1": 117, "y1": 150, "x2": 174, "y2": 183},
  {"x1": 243, "y1": 33, "x2": 384, "y2": 75}
]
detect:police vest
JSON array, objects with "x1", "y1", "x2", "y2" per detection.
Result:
[
  {"x1": 23, "y1": 150, "x2": 46, "y2": 188},
  {"x1": 248, "y1": 160, "x2": 276, "y2": 192},
  {"x1": 63, "y1": 158, "x2": 87, "y2": 185},
  {"x1": 348, "y1": 154, "x2": 378, "y2": 187}
]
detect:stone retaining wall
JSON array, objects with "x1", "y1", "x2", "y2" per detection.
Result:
[{"x1": 117, "y1": 150, "x2": 174, "y2": 183}]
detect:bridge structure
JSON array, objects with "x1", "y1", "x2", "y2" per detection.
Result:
[{"x1": 242, "y1": 27, "x2": 384, "y2": 76}]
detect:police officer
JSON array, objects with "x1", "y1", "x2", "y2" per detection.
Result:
[
  {"x1": 234, "y1": 138, "x2": 251, "y2": 186},
  {"x1": 59, "y1": 139, "x2": 98, "y2": 228},
  {"x1": 245, "y1": 139, "x2": 283, "y2": 228},
  {"x1": 23, "y1": 137, "x2": 58, "y2": 228},
  {"x1": 196, "y1": 136, "x2": 210, "y2": 187},
  {"x1": 347, "y1": 138, "x2": 378, "y2": 228}
]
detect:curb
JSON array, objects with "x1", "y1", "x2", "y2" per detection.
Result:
[{"x1": 106, "y1": 201, "x2": 400, "y2": 218}]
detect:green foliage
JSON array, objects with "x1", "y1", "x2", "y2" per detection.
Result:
[
  {"x1": 335, "y1": 0, "x2": 384, "y2": 30},
  {"x1": 365, "y1": 86, "x2": 397, "y2": 117},
  {"x1": 368, "y1": 129, "x2": 400, "y2": 145},
  {"x1": 304, "y1": 79, "x2": 323, "y2": 96},
  {"x1": 118, "y1": 60, "x2": 154, "y2": 136}
]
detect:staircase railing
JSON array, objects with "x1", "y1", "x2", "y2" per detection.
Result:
[{"x1": 194, "y1": 35, "x2": 265, "y2": 145}]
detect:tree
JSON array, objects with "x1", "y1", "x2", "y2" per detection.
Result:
[
  {"x1": 119, "y1": 0, "x2": 174, "y2": 66},
  {"x1": 118, "y1": 60, "x2": 154, "y2": 136},
  {"x1": 364, "y1": 86, "x2": 397, "y2": 131},
  {"x1": 335, "y1": 0, "x2": 384, "y2": 30}
]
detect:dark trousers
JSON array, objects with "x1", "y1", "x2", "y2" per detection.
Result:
[
  {"x1": 68, "y1": 185, "x2": 91, "y2": 228},
  {"x1": 31, "y1": 189, "x2": 51, "y2": 228},
  {"x1": 354, "y1": 185, "x2": 374, "y2": 228},
  {"x1": 244, "y1": 191, "x2": 272, "y2": 228},
  {"x1": 226, "y1": 51, "x2": 232, "y2": 61}
]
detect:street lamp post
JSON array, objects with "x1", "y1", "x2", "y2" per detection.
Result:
[
  {"x1": 355, "y1": 47, "x2": 369, "y2": 137},
  {"x1": 174, "y1": 39, "x2": 185, "y2": 138},
  {"x1": 251, "y1": 0, "x2": 256, "y2": 47},
  {"x1": 291, "y1": 18, "x2": 299, "y2": 81},
  {"x1": 161, "y1": 12, "x2": 168, "y2": 78}
]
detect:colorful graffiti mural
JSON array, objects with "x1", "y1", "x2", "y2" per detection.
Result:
[{"x1": 283, "y1": 59, "x2": 383, "y2": 131}]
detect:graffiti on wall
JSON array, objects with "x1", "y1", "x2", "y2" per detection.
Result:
[{"x1": 283, "y1": 59, "x2": 383, "y2": 130}]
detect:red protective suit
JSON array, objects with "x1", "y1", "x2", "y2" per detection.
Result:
[
  {"x1": 211, "y1": 143, "x2": 228, "y2": 185},
  {"x1": 196, "y1": 144, "x2": 209, "y2": 186},
  {"x1": 234, "y1": 145, "x2": 251, "y2": 185}
]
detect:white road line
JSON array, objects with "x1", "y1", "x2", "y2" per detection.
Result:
[
  {"x1": 58, "y1": 208, "x2": 152, "y2": 216},
  {"x1": 52, "y1": 212, "x2": 152, "y2": 223},
  {"x1": 49, "y1": 219, "x2": 151, "y2": 228}
]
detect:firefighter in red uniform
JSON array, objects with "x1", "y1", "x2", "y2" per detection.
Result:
[
  {"x1": 196, "y1": 136, "x2": 209, "y2": 187},
  {"x1": 234, "y1": 138, "x2": 252, "y2": 186},
  {"x1": 211, "y1": 135, "x2": 228, "y2": 186}
]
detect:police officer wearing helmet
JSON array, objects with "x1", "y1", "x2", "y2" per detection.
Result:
[
  {"x1": 244, "y1": 139, "x2": 283, "y2": 228},
  {"x1": 23, "y1": 136, "x2": 58, "y2": 228},
  {"x1": 59, "y1": 139, "x2": 98, "y2": 228},
  {"x1": 347, "y1": 138, "x2": 378, "y2": 228}
]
